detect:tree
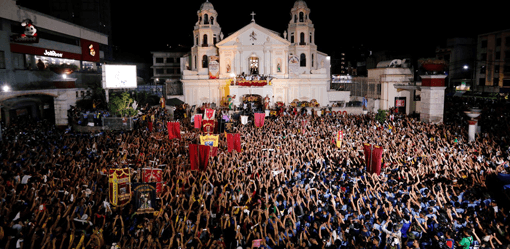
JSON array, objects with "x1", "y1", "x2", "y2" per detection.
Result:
[
  {"x1": 375, "y1": 109, "x2": 387, "y2": 124},
  {"x1": 108, "y1": 92, "x2": 138, "y2": 117}
]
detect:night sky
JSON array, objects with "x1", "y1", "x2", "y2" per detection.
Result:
[{"x1": 111, "y1": 0, "x2": 507, "y2": 60}]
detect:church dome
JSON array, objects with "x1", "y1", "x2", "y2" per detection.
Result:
[
  {"x1": 293, "y1": 0, "x2": 308, "y2": 9},
  {"x1": 200, "y1": 1, "x2": 215, "y2": 11}
]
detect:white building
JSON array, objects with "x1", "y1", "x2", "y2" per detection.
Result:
[
  {"x1": 365, "y1": 60, "x2": 415, "y2": 114},
  {"x1": 181, "y1": 0, "x2": 332, "y2": 107}
]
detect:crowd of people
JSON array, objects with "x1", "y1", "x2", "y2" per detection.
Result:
[{"x1": 1, "y1": 96, "x2": 510, "y2": 249}]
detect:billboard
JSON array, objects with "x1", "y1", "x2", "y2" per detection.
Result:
[{"x1": 102, "y1": 65, "x2": 137, "y2": 89}]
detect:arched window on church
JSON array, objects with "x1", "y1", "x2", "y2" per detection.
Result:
[
  {"x1": 195, "y1": 36, "x2": 199, "y2": 46},
  {"x1": 300, "y1": 53, "x2": 306, "y2": 67},
  {"x1": 194, "y1": 55, "x2": 197, "y2": 69},
  {"x1": 300, "y1": 32, "x2": 305, "y2": 45},
  {"x1": 299, "y1": 12, "x2": 304, "y2": 22},
  {"x1": 213, "y1": 35, "x2": 217, "y2": 45},
  {"x1": 294, "y1": 15, "x2": 297, "y2": 23},
  {"x1": 203, "y1": 34, "x2": 208, "y2": 47},
  {"x1": 211, "y1": 16, "x2": 214, "y2": 25},
  {"x1": 312, "y1": 54, "x2": 314, "y2": 68},
  {"x1": 310, "y1": 32, "x2": 313, "y2": 44},
  {"x1": 291, "y1": 33, "x2": 295, "y2": 43},
  {"x1": 204, "y1": 14, "x2": 209, "y2": 24},
  {"x1": 202, "y1": 55, "x2": 208, "y2": 69}
]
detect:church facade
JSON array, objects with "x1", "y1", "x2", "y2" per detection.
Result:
[{"x1": 181, "y1": 0, "x2": 331, "y2": 108}]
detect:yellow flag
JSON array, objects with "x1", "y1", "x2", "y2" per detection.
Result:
[{"x1": 200, "y1": 135, "x2": 219, "y2": 147}]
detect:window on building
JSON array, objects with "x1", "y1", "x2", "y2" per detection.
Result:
[
  {"x1": 211, "y1": 17, "x2": 214, "y2": 25},
  {"x1": 496, "y1": 38, "x2": 501, "y2": 46},
  {"x1": 213, "y1": 35, "x2": 217, "y2": 45},
  {"x1": 195, "y1": 36, "x2": 199, "y2": 46},
  {"x1": 309, "y1": 32, "x2": 313, "y2": 44},
  {"x1": 495, "y1": 65, "x2": 500, "y2": 73},
  {"x1": 503, "y1": 79, "x2": 510, "y2": 86},
  {"x1": 294, "y1": 15, "x2": 297, "y2": 23},
  {"x1": 202, "y1": 55, "x2": 208, "y2": 68},
  {"x1": 167, "y1": 57, "x2": 174, "y2": 63},
  {"x1": 82, "y1": 61, "x2": 98, "y2": 72},
  {"x1": 480, "y1": 66, "x2": 486, "y2": 74},
  {"x1": 505, "y1": 51, "x2": 510, "y2": 61},
  {"x1": 300, "y1": 53, "x2": 306, "y2": 67},
  {"x1": 312, "y1": 54, "x2": 314, "y2": 68},
  {"x1": 194, "y1": 55, "x2": 197, "y2": 69},
  {"x1": 496, "y1": 52, "x2": 500, "y2": 60},
  {"x1": 156, "y1": 58, "x2": 164, "y2": 63},
  {"x1": 0, "y1": 51, "x2": 5, "y2": 69},
  {"x1": 480, "y1": 53, "x2": 487, "y2": 61},
  {"x1": 479, "y1": 78, "x2": 486, "y2": 86},
  {"x1": 494, "y1": 78, "x2": 499, "y2": 85},
  {"x1": 290, "y1": 33, "x2": 294, "y2": 43},
  {"x1": 204, "y1": 14, "x2": 209, "y2": 24},
  {"x1": 12, "y1": 53, "x2": 26, "y2": 69},
  {"x1": 156, "y1": 69, "x2": 164, "y2": 74},
  {"x1": 299, "y1": 12, "x2": 304, "y2": 22},
  {"x1": 203, "y1": 34, "x2": 208, "y2": 46},
  {"x1": 481, "y1": 40, "x2": 487, "y2": 48},
  {"x1": 300, "y1": 32, "x2": 305, "y2": 45}
]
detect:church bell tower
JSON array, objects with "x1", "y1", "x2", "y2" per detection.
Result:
[
  {"x1": 191, "y1": 0, "x2": 222, "y2": 71},
  {"x1": 287, "y1": 0, "x2": 318, "y2": 73}
]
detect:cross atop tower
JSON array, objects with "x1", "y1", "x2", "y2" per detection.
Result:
[{"x1": 250, "y1": 11, "x2": 256, "y2": 22}]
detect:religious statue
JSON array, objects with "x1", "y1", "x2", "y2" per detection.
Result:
[
  {"x1": 264, "y1": 95, "x2": 270, "y2": 110},
  {"x1": 159, "y1": 97, "x2": 165, "y2": 108},
  {"x1": 283, "y1": 30, "x2": 287, "y2": 39},
  {"x1": 362, "y1": 94, "x2": 368, "y2": 111},
  {"x1": 226, "y1": 62, "x2": 231, "y2": 73},
  {"x1": 228, "y1": 95, "x2": 236, "y2": 110}
]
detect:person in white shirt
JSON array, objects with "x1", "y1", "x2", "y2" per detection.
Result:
[{"x1": 382, "y1": 218, "x2": 402, "y2": 249}]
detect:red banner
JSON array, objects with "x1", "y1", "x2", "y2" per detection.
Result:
[
  {"x1": 372, "y1": 146, "x2": 383, "y2": 175},
  {"x1": 142, "y1": 168, "x2": 162, "y2": 193},
  {"x1": 227, "y1": 133, "x2": 242, "y2": 153},
  {"x1": 202, "y1": 120, "x2": 215, "y2": 134},
  {"x1": 194, "y1": 115, "x2": 202, "y2": 129},
  {"x1": 167, "y1": 122, "x2": 181, "y2": 140},
  {"x1": 189, "y1": 144, "x2": 199, "y2": 171},
  {"x1": 364, "y1": 144, "x2": 383, "y2": 175},
  {"x1": 148, "y1": 121, "x2": 153, "y2": 132},
  {"x1": 189, "y1": 144, "x2": 210, "y2": 171},
  {"x1": 254, "y1": 113, "x2": 265, "y2": 128}
]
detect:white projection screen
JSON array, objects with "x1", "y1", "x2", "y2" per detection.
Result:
[{"x1": 102, "y1": 65, "x2": 137, "y2": 89}]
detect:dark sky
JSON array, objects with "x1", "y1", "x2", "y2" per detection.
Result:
[{"x1": 111, "y1": 0, "x2": 508, "y2": 61}]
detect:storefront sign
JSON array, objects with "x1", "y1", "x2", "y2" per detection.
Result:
[
  {"x1": 10, "y1": 43, "x2": 82, "y2": 61},
  {"x1": 43, "y1": 50, "x2": 63, "y2": 58},
  {"x1": 10, "y1": 19, "x2": 39, "y2": 43},
  {"x1": 81, "y1": 39, "x2": 100, "y2": 62}
]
